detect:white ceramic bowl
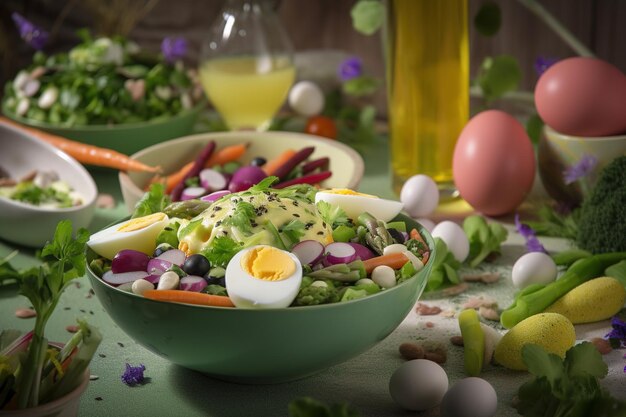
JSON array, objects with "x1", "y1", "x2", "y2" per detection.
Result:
[
  {"x1": 119, "y1": 131, "x2": 365, "y2": 213},
  {"x1": 0, "y1": 124, "x2": 97, "y2": 247},
  {"x1": 538, "y1": 125, "x2": 626, "y2": 206}
]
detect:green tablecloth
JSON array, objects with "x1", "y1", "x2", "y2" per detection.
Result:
[{"x1": 1, "y1": 137, "x2": 624, "y2": 417}]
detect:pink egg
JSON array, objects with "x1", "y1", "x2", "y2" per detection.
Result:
[
  {"x1": 453, "y1": 110, "x2": 535, "y2": 216},
  {"x1": 535, "y1": 57, "x2": 626, "y2": 137}
]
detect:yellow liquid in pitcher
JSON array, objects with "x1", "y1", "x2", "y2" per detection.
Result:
[
  {"x1": 387, "y1": 0, "x2": 469, "y2": 196},
  {"x1": 199, "y1": 56, "x2": 295, "y2": 130}
]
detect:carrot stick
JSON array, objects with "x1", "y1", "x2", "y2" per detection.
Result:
[
  {"x1": 143, "y1": 290, "x2": 235, "y2": 307},
  {"x1": 151, "y1": 143, "x2": 249, "y2": 193},
  {"x1": 0, "y1": 116, "x2": 160, "y2": 173},
  {"x1": 363, "y1": 252, "x2": 410, "y2": 274},
  {"x1": 262, "y1": 149, "x2": 297, "y2": 175},
  {"x1": 206, "y1": 143, "x2": 248, "y2": 167}
]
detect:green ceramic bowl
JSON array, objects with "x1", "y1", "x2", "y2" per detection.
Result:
[
  {"x1": 1, "y1": 102, "x2": 205, "y2": 155},
  {"x1": 85, "y1": 215, "x2": 434, "y2": 383}
]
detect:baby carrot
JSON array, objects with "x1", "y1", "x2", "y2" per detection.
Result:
[
  {"x1": 206, "y1": 143, "x2": 248, "y2": 167},
  {"x1": 143, "y1": 290, "x2": 235, "y2": 307},
  {"x1": 0, "y1": 117, "x2": 160, "y2": 173},
  {"x1": 262, "y1": 149, "x2": 297, "y2": 175},
  {"x1": 363, "y1": 252, "x2": 410, "y2": 274}
]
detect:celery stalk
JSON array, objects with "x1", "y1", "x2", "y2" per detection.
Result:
[{"x1": 459, "y1": 309, "x2": 484, "y2": 377}]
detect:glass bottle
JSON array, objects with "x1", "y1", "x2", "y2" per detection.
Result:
[
  {"x1": 386, "y1": 0, "x2": 469, "y2": 198},
  {"x1": 199, "y1": 0, "x2": 295, "y2": 131}
]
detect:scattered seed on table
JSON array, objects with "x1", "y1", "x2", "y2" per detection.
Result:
[
  {"x1": 442, "y1": 283, "x2": 469, "y2": 296},
  {"x1": 90, "y1": 375, "x2": 99, "y2": 381},
  {"x1": 424, "y1": 321, "x2": 435, "y2": 328},
  {"x1": 89, "y1": 310, "x2": 94, "y2": 315},
  {"x1": 117, "y1": 342, "x2": 125, "y2": 347},
  {"x1": 462, "y1": 272, "x2": 500, "y2": 284},
  {"x1": 64, "y1": 307, "x2": 71, "y2": 310},
  {"x1": 450, "y1": 335, "x2": 464, "y2": 346},
  {"x1": 74, "y1": 282, "x2": 82, "y2": 289},
  {"x1": 98, "y1": 353, "x2": 107, "y2": 358},
  {"x1": 95, "y1": 397, "x2": 103, "y2": 401},
  {"x1": 590, "y1": 337, "x2": 613, "y2": 355},
  {"x1": 15, "y1": 308, "x2": 36, "y2": 319},
  {"x1": 424, "y1": 351, "x2": 446, "y2": 364},
  {"x1": 66, "y1": 325, "x2": 80, "y2": 333},
  {"x1": 440, "y1": 309, "x2": 456, "y2": 318},
  {"x1": 478, "y1": 306, "x2": 500, "y2": 321},
  {"x1": 80, "y1": 309, "x2": 86, "y2": 313},
  {"x1": 415, "y1": 303, "x2": 442, "y2": 316},
  {"x1": 399, "y1": 342, "x2": 425, "y2": 360}
]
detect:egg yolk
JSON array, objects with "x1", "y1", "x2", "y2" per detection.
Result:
[
  {"x1": 241, "y1": 247, "x2": 296, "y2": 281},
  {"x1": 117, "y1": 212, "x2": 166, "y2": 232},
  {"x1": 324, "y1": 189, "x2": 378, "y2": 198}
]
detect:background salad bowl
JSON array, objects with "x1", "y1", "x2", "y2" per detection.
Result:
[
  {"x1": 85, "y1": 215, "x2": 434, "y2": 384},
  {"x1": 118, "y1": 130, "x2": 365, "y2": 213},
  {"x1": 0, "y1": 124, "x2": 97, "y2": 247}
]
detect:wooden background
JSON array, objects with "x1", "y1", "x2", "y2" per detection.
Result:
[{"x1": 1, "y1": 0, "x2": 625, "y2": 116}]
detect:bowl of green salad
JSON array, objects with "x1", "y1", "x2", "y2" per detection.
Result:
[
  {"x1": 0, "y1": 123, "x2": 97, "y2": 247},
  {"x1": 2, "y1": 35, "x2": 205, "y2": 155},
  {"x1": 85, "y1": 181, "x2": 435, "y2": 383}
]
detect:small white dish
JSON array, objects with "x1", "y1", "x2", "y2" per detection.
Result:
[{"x1": 0, "y1": 123, "x2": 97, "y2": 247}]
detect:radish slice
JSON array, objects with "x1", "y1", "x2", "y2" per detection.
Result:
[
  {"x1": 325, "y1": 242, "x2": 357, "y2": 264},
  {"x1": 147, "y1": 258, "x2": 172, "y2": 275},
  {"x1": 347, "y1": 243, "x2": 375, "y2": 261},
  {"x1": 201, "y1": 190, "x2": 231, "y2": 203},
  {"x1": 180, "y1": 275, "x2": 208, "y2": 292},
  {"x1": 199, "y1": 169, "x2": 227, "y2": 192},
  {"x1": 102, "y1": 270, "x2": 149, "y2": 286},
  {"x1": 181, "y1": 186, "x2": 207, "y2": 201},
  {"x1": 291, "y1": 240, "x2": 325, "y2": 266},
  {"x1": 156, "y1": 249, "x2": 186, "y2": 266},
  {"x1": 111, "y1": 249, "x2": 150, "y2": 274}
]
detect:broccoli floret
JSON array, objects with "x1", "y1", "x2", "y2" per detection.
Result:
[
  {"x1": 292, "y1": 284, "x2": 339, "y2": 306},
  {"x1": 576, "y1": 156, "x2": 626, "y2": 254}
]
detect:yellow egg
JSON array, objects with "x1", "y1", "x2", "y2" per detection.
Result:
[
  {"x1": 225, "y1": 245, "x2": 302, "y2": 308},
  {"x1": 494, "y1": 313, "x2": 575, "y2": 371},
  {"x1": 315, "y1": 189, "x2": 403, "y2": 222},
  {"x1": 544, "y1": 277, "x2": 626, "y2": 324},
  {"x1": 88, "y1": 213, "x2": 169, "y2": 259}
]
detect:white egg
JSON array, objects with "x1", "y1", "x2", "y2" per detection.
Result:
[
  {"x1": 431, "y1": 221, "x2": 469, "y2": 263},
  {"x1": 441, "y1": 377, "x2": 498, "y2": 417},
  {"x1": 400, "y1": 175, "x2": 439, "y2": 217},
  {"x1": 225, "y1": 245, "x2": 302, "y2": 309},
  {"x1": 511, "y1": 252, "x2": 557, "y2": 289},
  {"x1": 389, "y1": 359, "x2": 448, "y2": 411},
  {"x1": 288, "y1": 81, "x2": 324, "y2": 117},
  {"x1": 87, "y1": 213, "x2": 169, "y2": 260},
  {"x1": 315, "y1": 190, "x2": 403, "y2": 223}
]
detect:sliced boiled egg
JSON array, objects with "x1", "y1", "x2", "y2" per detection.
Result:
[
  {"x1": 315, "y1": 189, "x2": 403, "y2": 222},
  {"x1": 225, "y1": 245, "x2": 302, "y2": 309},
  {"x1": 88, "y1": 213, "x2": 169, "y2": 260}
]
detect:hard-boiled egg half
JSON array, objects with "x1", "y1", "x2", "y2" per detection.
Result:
[
  {"x1": 88, "y1": 213, "x2": 169, "y2": 260},
  {"x1": 315, "y1": 189, "x2": 403, "y2": 222},
  {"x1": 225, "y1": 245, "x2": 302, "y2": 309}
]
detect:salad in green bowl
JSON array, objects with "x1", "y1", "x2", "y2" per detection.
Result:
[{"x1": 3, "y1": 33, "x2": 203, "y2": 127}]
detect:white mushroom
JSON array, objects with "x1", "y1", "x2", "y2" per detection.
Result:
[{"x1": 38, "y1": 86, "x2": 59, "y2": 109}]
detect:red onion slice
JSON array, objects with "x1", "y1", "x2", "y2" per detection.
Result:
[
  {"x1": 155, "y1": 249, "x2": 186, "y2": 266},
  {"x1": 291, "y1": 240, "x2": 325, "y2": 266},
  {"x1": 111, "y1": 249, "x2": 150, "y2": 274},
  {"x1": 180, "y1": 275, "x2": 208, "y2": 292},
  {"x1": 200, "y1": 190, "x2": 231, "y2": 202},
  {"x1": 325, "y1": 242, "x2": 357, "y2": 265},
  {"x1": 147, "y1": 258, "x2": 172, "y2": 275},
  {"x1": 102, "y1": 270, "x2": 149, "y2": 286},
  {"x1": 347, "y1": 243, "x2": 375, "y2": 261}
]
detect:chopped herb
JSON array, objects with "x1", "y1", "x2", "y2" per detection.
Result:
[
  {"x1": 132, "y1": 183, "x2": 171, "y2": 219},
  {"x1": 202, "y1": 236, "x2": 242, "y2": 267},
  {"x1": 316, "y1": 201, "x2": 349, "y2": 227},
  {"x1": 281, "y1": 220, "x2": 306, "y2": 246},
  {"x1": 222, "y1": 201, "x2": 256, "y2": 234}
]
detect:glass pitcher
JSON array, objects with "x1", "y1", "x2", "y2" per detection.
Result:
[{"x1": 199, "y1": 0, "x2": 295, "y2": 131}]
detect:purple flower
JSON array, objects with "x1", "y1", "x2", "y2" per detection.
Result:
[
  {"x1": 515, "y1": 213, "x2": 547, "y2": 253},
  {"x1": 605, "y1": 316, "x2": 626, "y2": 348},
  {"x1": 563, "y1": 154, "x2": 598, "y2": 185},
  {"x1": 534, "y1": 56, "x2": 558, "y2": 76},
  {"x1": 121, "y1": 363, "x2": 146, "y2": 386},
  {"x1": 338, "y1": 57, "x2": 363, "y2": 81},
  {"x1": 12, "y1": 12, "x2": 49, "y2": 50},
  {"x1": 161, "y1": 37, "x2": 187, "y2": 63}
]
